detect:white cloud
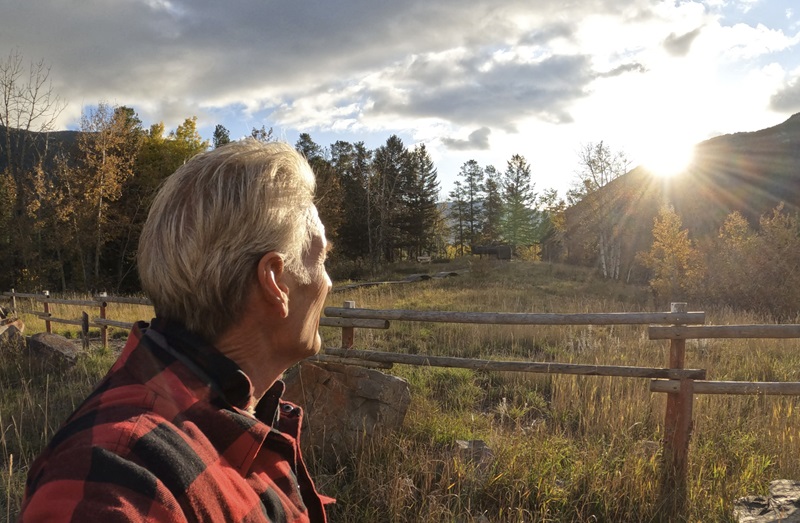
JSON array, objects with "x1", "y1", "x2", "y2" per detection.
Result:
[{"x1": 1, "y1": 0, "x2": 798, "y2": 197}]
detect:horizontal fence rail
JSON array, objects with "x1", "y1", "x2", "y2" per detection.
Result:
[
  {"x1": 324, "y1": 307, "x2": 706, "y2": 326},
  {"x1": 649, "y1": 324, "x2": 800, "y2": 339},
  {"x1": 651, "y1": 379, "x2": 800, "y2": 395},
  {"x1": 323, "y1": 348, "x2": 707, "y2": 380}
]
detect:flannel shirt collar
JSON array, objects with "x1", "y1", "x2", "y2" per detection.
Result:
[{"x1": 146, "y1": 318, "x2": 257, "y2": 413}]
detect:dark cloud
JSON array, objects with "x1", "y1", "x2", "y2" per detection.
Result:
[
  {"x1": 664, "y1": 27, "x2": 703, "y2": 57},
  {"x1": 367, "y1": 53, "x2": 593, "y2": 130},
  {"x1": 0, "y1": 0, "x2": 635, "y2": 132},
  {"x1": 442, "y1": 127, "x2": 491, "y2": 150},
  {"x1": 600, "y1": 63, "x2": 647, "y2": 77},
  {"x1": 770, "y1": 79, "x2": 800, "y2": 112}
]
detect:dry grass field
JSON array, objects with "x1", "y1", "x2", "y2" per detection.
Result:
[{"x1": 2, "y1": 259, "x2": 800, "y2": 521}]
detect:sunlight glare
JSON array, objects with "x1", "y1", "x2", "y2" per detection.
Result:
[{"x1": 640, "y1": 139, "x2": 696, "y2": 178}]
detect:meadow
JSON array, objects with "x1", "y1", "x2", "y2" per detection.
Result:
[{"x1": 2, "y1": 259, "x2": 800, "y2": 522}]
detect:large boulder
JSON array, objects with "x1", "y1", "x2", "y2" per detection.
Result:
[
  {"x1": 28, "y1": 332, "x2": 82, "y2": 368},
  {"x1": 734, "y1": 480, "x2": 800, "y2": 522},
  {"x1": 283, "y1": 361, "x2": 411, "y2": 458}
]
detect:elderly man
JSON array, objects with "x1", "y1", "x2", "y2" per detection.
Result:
[{"x1": 20, "y1": 140, "x2": 334, "y2": 522}]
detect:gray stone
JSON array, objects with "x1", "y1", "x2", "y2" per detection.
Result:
[
  {"x1": 28, "y1": 332, "x2": 81, "y2": 367},
  {"x1": 734, "y1": 480, "x2": 800, "y2": 522},
  {"x1": 453, "y1": 439, "x2": 495, "y2": 475},
  {"x1": 283, "y1": 361, "x2": 411, "y2": 458}
]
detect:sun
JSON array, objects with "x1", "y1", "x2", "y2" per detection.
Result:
[{"x1": 640, "y1": 139, "x2": 696, "y2": 178}]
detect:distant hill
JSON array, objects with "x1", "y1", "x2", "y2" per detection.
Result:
[
  {"x1": 560, "y1": 113, "x2": 800, "y2": 279},
  {"x1": 0, "y1": 125, "x2": 81, "y2": 174},
  {"x1": 670, "y1": 112, "x2": 800, "y2": 232}
]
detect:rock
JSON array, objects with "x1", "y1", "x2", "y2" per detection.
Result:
[
  {"x1": 27, "y1": 332, "x2": 81, "y2": 368},
  {"x1": 734, "y1": 480, "x2": 800, "y2": 522},
  {"x1": 0, "y1": 320, "x2": 26, "y2": 351},
  {"x1": 283, "y1": 361, "x2": 411, "y2": 458},
  {"x1": 453, "y1": 439, "x2": 495, "y2": 475}
]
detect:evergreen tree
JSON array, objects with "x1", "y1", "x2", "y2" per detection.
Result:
[
  {"x1": 331, "y1": 140, "x2": 373, "y2": 261},
  {"x1": 448, "y1": 180, "x2": 468, "y2": 257},
  {"x1": 371, "y1": 135, "x2": 407, "y2": 263},
  {"x1": 296, "y1": 134, "x2": 342, "y2": 247},
  {"x1": 296, "y1": 133, "x2": 324, "y2": 162},
  {"x1": 480, "y1": 165, "x2": 503, "y2": 244},
  {"x1": 212, "y1": 124, "x2": 231, "y2": 148},
  {"x1": 536, "y1": 188, "x2": 567, "y2": 262},
  {"x1": 456, "y1": 160, "x2": 484, "y2": 247},
  {"x1": 501, "y1": 154, "x2": 537, "y2": 250},
  {"x1": 398, "y1": 144, "x2": 439, "y2": 258}
]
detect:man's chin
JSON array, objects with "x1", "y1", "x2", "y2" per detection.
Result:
[{"x1": 301, "y1": 336, "x2": 322, "y2": 359}]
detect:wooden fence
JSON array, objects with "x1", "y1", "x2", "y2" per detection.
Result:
[
  {"x1": 320, "y1": 301, "x2": 800, "y2": 515},
  {"x1": 4, "y1": 290, "x2": 800, "y2": 514}
]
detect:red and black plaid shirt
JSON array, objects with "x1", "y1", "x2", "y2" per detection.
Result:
[{"x1": 20, "y1": 319, "x2": 333, "y2": 522}]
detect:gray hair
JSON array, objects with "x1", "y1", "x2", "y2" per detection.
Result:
[{"x1": 137, "y1": 139, "x2": 317, "y2": 341}]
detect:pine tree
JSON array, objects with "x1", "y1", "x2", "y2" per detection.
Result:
[
  {"x1": 296, "y1": 133, "x2": 324, "y2": 162},
  {"x1": 501, "y1": 154, "x2": 537, "y2": 250},
  {"x1": 296, "y1": 134, "x2": 342, "y2": 248},
  {"x1": 480, "y1": 165, "x2": 503, "y2": 244},
  {"x1": 448, "y1": 181, "x2": 469, "y2": 257},
  {"x1": 371, "y1": 136, "x2": 407, "y2": 263},
  {"x1": 457, "y1": 160, "x2": 484, "y2": 247},
  {"x1": 212, "y1": 124, "x2": 231, "y2": 148},
  {"x1": 399, "y1": 144, "x2": 439, "y2": 258},
  {"x1": 331, "y1": 141, "x2": 373, "y2": 261}
]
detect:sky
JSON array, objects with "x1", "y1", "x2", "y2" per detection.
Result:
[{"x1": 2, "y1": 0, "x2": 800, "y2": 200}]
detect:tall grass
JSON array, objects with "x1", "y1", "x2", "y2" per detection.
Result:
[
  {"x1": 3, "y1": 260, "x2": 799, "y2": 521},
  {"x1": 0, "y1": 297, "x2": 150, "y2": 519},
  {"x1": 318, "y1": 260, "x2": 800, "y2": 522}
]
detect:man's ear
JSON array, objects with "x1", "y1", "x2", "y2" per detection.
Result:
[{"x1": 256, "y1": 252, "x2": 289, "y2": 318}]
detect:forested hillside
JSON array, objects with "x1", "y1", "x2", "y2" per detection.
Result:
[
  {"x1": 560, "y1": 112, "x2": 800, "y2": 316},
  {"x1": 3, "y1": 83, "x2": 800, "y2": 320},
  {"x1": 0, "y1": 102, "x2": 564, "y2": 293}
]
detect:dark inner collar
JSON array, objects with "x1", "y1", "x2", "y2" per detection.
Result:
[{"x1": 147, "y1": 317, "x2": 254, "y2": 411}]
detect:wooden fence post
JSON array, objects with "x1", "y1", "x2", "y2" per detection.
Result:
[
  {"x1": 81, "y1": 311, "x2": 90, "y2": 351},
  {"x1": 341, "y1": 301, "x2": 356, "y2": 349},
  {"x1": 660, "y1": 302, "x2": 694, "y2": 514},
  {"x1": 42, "y1": 291, "x2": 51, "y2": 334},
  {"x1": 98, "y1": 292, "x2": 108, "y2": 350},
  {"x1": 10, "y1": 288, "x2": 16, "y2": 312}
]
